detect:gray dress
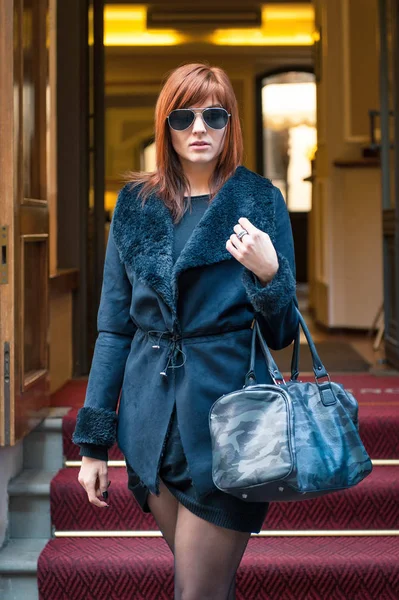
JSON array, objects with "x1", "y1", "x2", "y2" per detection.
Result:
[{"x1": 126, "y1": 194, "x2": 270, "y2": 533}]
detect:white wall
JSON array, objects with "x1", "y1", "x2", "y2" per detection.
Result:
[{"x1": 330, "y1": 168, "x2": 383, "y2": 327}]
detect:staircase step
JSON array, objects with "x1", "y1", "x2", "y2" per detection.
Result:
[
  {"x1": 45, "y1": 376, "x2": 399, "y2": 599},
  {"x1": 23, "y1": 411, "x2": 69, "y2": 471},
  {"x1": 0, "y1": 537, "x2": 48, "y2": 574},
  {"x1": 0, "y1": 538, "x2": 48, "y2": 600},
  {"x1": 52, "y1": 468, "x2": 156, "y2": 531},
  {"x1": 358, "y1": 404, "x2": 399, "y2": 458},
  {"x1": 8, "y1": 470, "x2": 58, "y2": 538},
  {"x1": 63, "y1": 403, "x2": 399, "y2": 462},
  {"x1": 51, "y1": 466, "x2": 399, "y2": 532},
  {"x1": 37, "y1": 536, "x2": 399, "y2": 599}
]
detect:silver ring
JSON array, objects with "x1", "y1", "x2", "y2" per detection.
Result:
[{"x1": 237, "y1": 229, "x2": 249, "y2": 240}]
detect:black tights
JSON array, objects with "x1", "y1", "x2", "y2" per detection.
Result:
[{"x1": 147, "y1": 478, "x2": 251, "y2": 600}]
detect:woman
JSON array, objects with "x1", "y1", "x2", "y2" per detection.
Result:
[{"x1": 73, "y1": 62, "x2": 299, "y2": 599}]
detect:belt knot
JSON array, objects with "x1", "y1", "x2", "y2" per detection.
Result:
[{"x1": 147, "y1": 330, "x2": 186, "y2": 379}]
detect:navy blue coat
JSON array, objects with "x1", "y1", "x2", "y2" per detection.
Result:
[{"x1": 72, "y1": 165, "x2": 299, "y2": 501}]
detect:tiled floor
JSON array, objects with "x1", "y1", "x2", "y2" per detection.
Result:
[{"x1": 296, "y1": 284, "x2": 396, "y2": 374}]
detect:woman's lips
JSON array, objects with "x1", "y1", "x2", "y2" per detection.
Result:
[{"x1": 190, "y1": 143, "x2": 210, "y2": 149}]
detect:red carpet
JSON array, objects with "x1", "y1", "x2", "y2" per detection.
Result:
[
  {"x1": 51, "y1": 379, "x2": 89, "y2": 408},
  {"x1": 51, "y1": 466, "x2": 399, "y2": 532},
  {"x1": 38, "y1": 537, "x2": 399, "y2": 599},
  {"x1": 62, "y1": 401, "x2": 399, "y2": 461},
  {"x1": 60, "y1": 375, "x2": 399, "y2": 461},
  {"x1": 51, "y1": 374, "x2": 399, "y2": 410},
  {"x1": 36, "y1": 374, "x2": 399, "y2": 599}
]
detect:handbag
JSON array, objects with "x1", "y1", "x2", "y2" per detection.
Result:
[{"x1": 208, "y1": 306, "x2": 373, "y2": 502}]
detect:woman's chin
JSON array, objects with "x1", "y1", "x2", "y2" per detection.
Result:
[{"x1": 181, "y1": 153, "x2": 217, "y2": 166}]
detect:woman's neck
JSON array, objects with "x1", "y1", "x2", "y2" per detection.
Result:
[{"x1": 181, "y1": 160, "x2": 216, "y2": 196}]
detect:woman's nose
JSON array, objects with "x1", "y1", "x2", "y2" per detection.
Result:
[{"x1": 192, "y1": 113, "x2": 207, "y2": 133}]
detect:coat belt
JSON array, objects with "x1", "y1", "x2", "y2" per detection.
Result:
[{"x1": 140, "y1": 323, "x2": 253, "y2": 379}]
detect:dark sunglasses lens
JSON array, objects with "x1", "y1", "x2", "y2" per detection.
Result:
[
  {"x1": 203, "y1": 108, "x2": 228, "y2": 129},
  {"x1": 168, "y1": 110, "x2": 194, "y2": 131}
]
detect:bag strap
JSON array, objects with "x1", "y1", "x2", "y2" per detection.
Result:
[
  {"x1": 244, "y1": 318, "x2": 285, "y2": 386},
  {"x1": 290, "y1": 326, "x2": 301, "y2": 380},
  {"x1": 244, "y1": 306, "x2": 330, "y2": 387}
]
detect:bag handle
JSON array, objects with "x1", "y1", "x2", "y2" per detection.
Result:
[
  {"x1": 290, "y1": 326, "x2": 301, "y2": 380},
  {"x1": 244, "y1": 306, "x2": 330, "y2": 387}
]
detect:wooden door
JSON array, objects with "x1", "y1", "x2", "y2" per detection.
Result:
[
  {"x1": 0, "y1": 0, "x2": 50, "y2": 446},
  {"x1": 88, "y1": 0, "x2": 106, "y2": 360},
  {"x1": 379, "y1": 0, "x2": 399, "y2": 369}
]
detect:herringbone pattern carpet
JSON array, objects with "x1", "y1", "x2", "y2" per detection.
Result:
[
  {"x1": 50, "y1": 466, "x2": 399, "y2": 532},
  {"x1": 36, "y1": 376, "x2": 399, "y2": 599},
  {"x1": 38, "y1": 537, "x2": 399, "y2": 599}
]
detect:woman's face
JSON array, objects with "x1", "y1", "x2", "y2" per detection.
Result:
[{"x1": 168, "y1": 94, "x2": 228, "y2": 169}]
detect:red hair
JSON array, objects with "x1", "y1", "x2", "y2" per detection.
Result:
[{"x1": 126, "y1": 62, "x2": 243, "y2": 222}]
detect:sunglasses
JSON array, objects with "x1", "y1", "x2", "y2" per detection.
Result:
[{"x1": 166, "y1": 107, "x2": 231, "y2": 131}]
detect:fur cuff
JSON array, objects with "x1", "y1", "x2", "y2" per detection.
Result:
[
  {"x1": 72, "y1": 406, "x2": 117, "y2": 447},
  {"x1": 242, "y1": 251, "x2": 296, "y2": 317}
]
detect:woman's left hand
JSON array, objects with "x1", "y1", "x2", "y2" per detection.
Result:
[{"x1": 226, "y1": 217, "x2": 279, "y2": 286}]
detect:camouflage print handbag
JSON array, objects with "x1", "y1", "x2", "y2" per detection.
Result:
[{"x1": 208, "y1": 306, "x2": 373, "y2": 503}]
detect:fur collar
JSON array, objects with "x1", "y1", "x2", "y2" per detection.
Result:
[{"x1": 112, "y1": 166, "x2": 276, "y2": 316}]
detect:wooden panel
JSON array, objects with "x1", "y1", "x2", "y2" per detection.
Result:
[
  {"x1": 48, "y1": 0, "x2": 58, "y2": 278},
  {"x1": 381, "y1": 0, "x2": 399, "y2": 368},
  {"x1": 49, "y1": 288, "x2": 73, "y2": 393},
  {"x1": 0, "y1": 0, "x2": 16, "y2": 446},
  {"x1": 21, "y1": 235, "x2": 48, "y2": 391},
  {"x1": 383, "y1": 209, "x2": 396, "y2": 236},
  {"x1": 384, "y1": 210, "x2": 398, "y2": 359},
  {"x1": 0, "y1": 0, "x2": 50, "y2": 446},
  {"x1": 22, "y1": 0, "x2": 47, "y2": 201},
  {"x1": 342, "y1": 0, "x2": 379, "y2": 143},
  {"x1": 385, "y1": 236, "x2": 397, "y2": 340}
]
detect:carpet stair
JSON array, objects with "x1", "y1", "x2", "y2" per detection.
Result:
[
  {"x1": 32, "y1": 376, "x2": 399, "y2": 598},
  {"x1": 63, "y1": 403, "x2": 399, "y2": 461},
  {"x1": 37, "y1": 536, "x2": 399, "y2": 599},
  {"x1": 51, "y1": 465, "x2": 399, "y2": 532},
  {"x1": 0, "y1": 410, "x2": 69, "y2": 599}
]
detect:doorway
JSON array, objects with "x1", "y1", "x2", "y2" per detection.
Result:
[
  {"x1": 80, "y1": 2, "x2": 316, "y2": 372},
  {"x1": 256, "y1": 68, "x2": 316, "y2": 284}
]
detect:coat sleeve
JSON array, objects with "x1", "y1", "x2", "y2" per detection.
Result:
[
  {"x1": 72, "y1": 216, "x2": 137, "y2": 461},
  {"x1": 241, "y1": 185, "x2": 299, "y2": 350}
]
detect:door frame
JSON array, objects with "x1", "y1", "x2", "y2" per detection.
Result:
[
  {"x1": 56, "y1": 0, "x2": 105, "y2": 376},
  {"x1": 378, "y1": 0, "x2": 399, "y2": 368}
]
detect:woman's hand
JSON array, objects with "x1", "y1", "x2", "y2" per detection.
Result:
[
  {"x1": 226, "y1": 217, "x2": 279, "y2": 286},
  {"x1": 78, "y1": 456, "x2": 110, "y2": 508}
]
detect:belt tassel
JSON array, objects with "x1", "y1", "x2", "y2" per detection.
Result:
[{"x1": 147, "y1": 330, "x2": 187, "y2": 378}]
